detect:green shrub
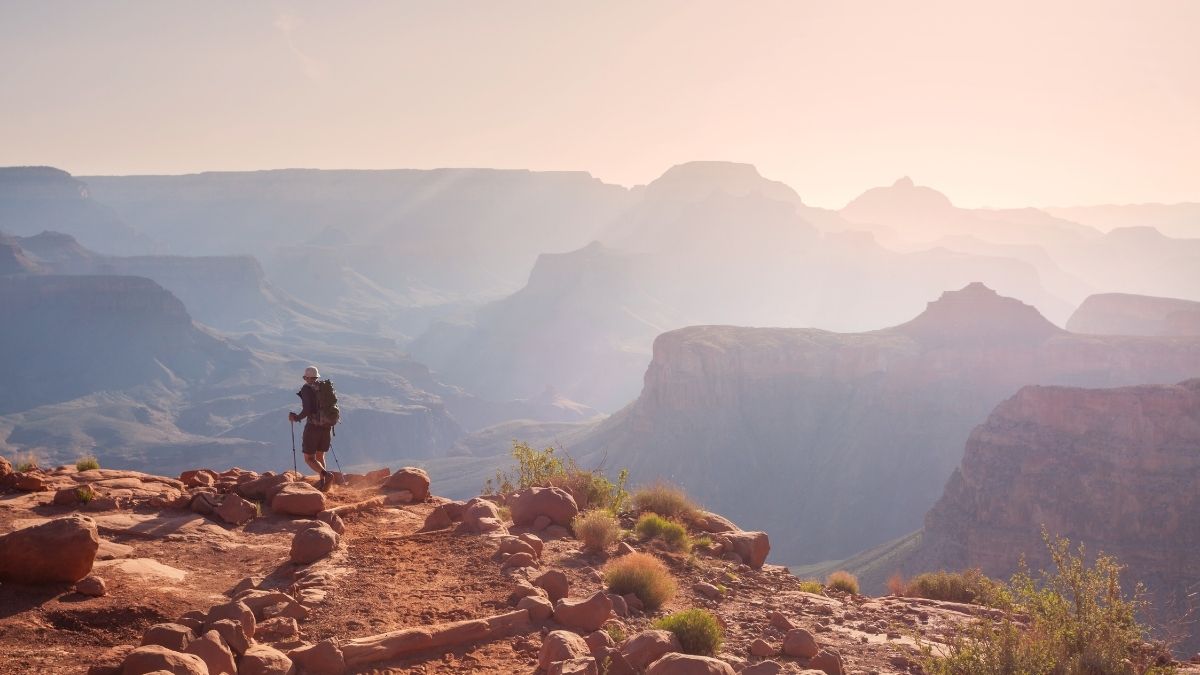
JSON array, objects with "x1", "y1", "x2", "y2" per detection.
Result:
[
  {"x1": 632, "y1": 482, "x2": 698, "y2": 521},
  {"x1": 797, "y1": 579, "x2": 824, "y2": 594},
  {"x1": 484, "y1": 441, "x2": 629, "y2": 513},
  {"x1": 652, "y1": 608, "x2": 723, "y2": 655},
  {"x1": 574, "y1": 509, "x2": 622, "y2": 552},
  {"x1": 75, "y1": 486, "x2": 95, "y2": 504},
  {"x1": 825, "y1": 570, "x2": 859, "y2": 595},
  {"x1": 923, "y1": 531, "x2": 1173, "y2": 675},
  {"x1": 75, "y1": 455, "x2": 100, "y2": 471},
  {"x1": 604, "y1": 552, "x2": 677, "y2": 611},
  {"x1": 605, "y1": 623, "x2": 626, "y2": 644},
  {"x1": 904, "y1": 569, "x2": 1010, "y2": 608},
  {"x1": 635, "y1": 513, "x2": 692, "y2": 552}
]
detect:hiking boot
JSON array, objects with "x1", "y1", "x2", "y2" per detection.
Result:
[{"x1": 319, "y1": 471, "x2": 334, "y2": 492}]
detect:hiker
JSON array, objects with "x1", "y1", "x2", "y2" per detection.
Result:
[{"x1": 289, "y1": 365, "x2": 335, "y2": 491}]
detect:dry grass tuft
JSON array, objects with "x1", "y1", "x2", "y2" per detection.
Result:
[
  {"x1": 604, "y1": 552, "x2": 677, "y2": 611},
  {"x1": 573, "y1": 509, "x2": 622, "y2": 552},
  {"x1": 825, "y1": 570, "x2": 859, "y2": 595},
  {"x1": 652, "y1": 608, "x2": 723, "y2": 655},
  {"x1": 632, "y1": 482, "x2": 699, "y2": 521}
]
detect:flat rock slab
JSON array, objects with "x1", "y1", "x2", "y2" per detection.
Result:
[
  {"x1": 91, "y1": 513, "x2": 238, "y2": 541},
  {"x1": 97, "y1": 539, "x2": 136, "y2": 560},
  {"x1": 93, "y1": 558, "x2": 188, "y2": 582}
]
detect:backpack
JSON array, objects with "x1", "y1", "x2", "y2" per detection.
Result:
[{"x1": 313, "y1": 379, "x2": 341, "y2": 428}]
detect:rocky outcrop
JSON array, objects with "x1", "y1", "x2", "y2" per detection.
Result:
[
  {"x1": 0, "y1": 514, "x2": 99, "y2": 583},
  {"x1": 578, "y1": 283, "x2": 1200, "y2": 564},
  {"x1": 1067, "y1": 292, "x2": 1200, "y2": 336}
]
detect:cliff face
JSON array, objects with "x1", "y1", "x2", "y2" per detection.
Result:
[
  {"x1": 1068, "y1": 292, "x2": 1200, "y2": 336},
  {"x1": 913, "y1": 380, "x2": 1200, "y2": 651},
  {"x1": 579, "y1": 284, "x2": 1200, "y2": 564}
]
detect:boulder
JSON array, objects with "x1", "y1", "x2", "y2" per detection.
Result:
[
  {"x1": 533, "y1": 569, "x2": 570, "y2": 602},
  {"x1": 741, "y1": 662, "x2": 784, "y2": 675},
  {"x1": 553, "y1": 591, "x2": 613, "y2": 632},
  {"x1": 239, "y1": 644, "x2": 295, "y2": 675},
  {"x1": 501, "y1": 551, "x2": 539, "y2": 570},
  {"x1": 420, "y1": 501, "x2": 465, "y2": 531},
  {"x1": 498, "y1": 537, "x2": 539, "y2": 558},
  {"x1": 271, "y1": 482, "x2": 326, "y2": 516},
  {"x1": 550, "y1": 658, "x2": 599, "y2": 675},
  {"x1": 206, "y1": 601, "x2": 255, "y2": 640},
  {"x1": 510, "y1": 486, "x2": 579, "y2": 527},
  {"x1": 236, "y1": 472, "x2": 292, "y2": 501},
  {"x1": 808, "y1": 648, "x2": 845, "y2": 675},
  {"x1": 315, "y1": 509, "x2": 345, "y2": 534},
  {"x1": 507, "y1": 580, "x2": 547, "y2": 605},
  {"x1": 214, "y1": 494, "x2": 258, "y2": 526},
  {"x1": 254, "y1": 616, "x2": 300, "y2": 643},
  {"x1": 76, "y1": 575, "x2": 107, "y2": 596},
  {"x1": 14, "y1": 470, "x2": 50, "y2": 491},
  {"x1": 619, "y1": 629, "x2": 681, "y2": 671},
  {"x1": 231, "y1": 575, "x2": 264, "y2": 596},
  {"x1": 190, "y1": 493, "x2": 220, "y2": 515},
  {"x1": 290, "y1": 522, "x2": 339, "y2": 564},
  {"x1": 767, "y1": 611, "x2": 794, "y2": 631},
  {"x1": 782, "y1": 628, "x2": 819, "y2": 658},
  {"x1": 288, "y1": 638, "x2": 345, "y2": 675},
  {"x1": 584, "y1": 629, "x2": 615, "y2": 660},
  {"x1": 207, "y1": 619, "x2": 249, "y2": 656},
  {"x1": 517, "y1": 594, "x2": 554, "y2": 620},
  {"x1": 719, "y1": 531, "x2": 770, "y2": 569},
  {"x1": 693, "y1": 582, "x2": 722, "y2": 599},
  {"x1": 0, "y1": 455, "x2": 13, "y2": 487},
  {"x1": 538, "y1": 630, "x2": 590, "y2": 671},
  {"x1": 184, "y1": 630, "x2": 237, "y2": 675},
  {"x1": 458, "y1": 497, "x2": 502, "y2": 534},
  {"x1": 141, "y1": 623, "x2": 196, "y2": 651},
  {"x1": 749, "y1": 638, "x2": 775, "y2": 657},
  {"x1": 179, "y1": 469, "x2": 218, "y2": 488},
  {"x1": 382, "y1": 467, "x2": 430, "y2": 501},
  {"x1": 607, "y1": 593, "x2": 629, "y2": 618},
  {"x1": 519, "y1": 532, "x2": 544, "y2": 555},
  {"x1": 236, "y1": 590, "x2": 306, "y2": 621},
  {"x1": 646, "y1": 653, "x2": 737, "y2": 674},
  {"x1": 121, "y1": 645, "x2": 209, "y2": 675},
  {"x1": 0, "y1": 514, "x2": 99, "y2": 583},
  {"x1": 694, "y1": 511, "x2": 740, "y2": 533}
]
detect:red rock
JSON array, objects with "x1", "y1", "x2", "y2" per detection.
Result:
[
  {"x1": 584, "y1": 629, "x2": 615, "y2": 660},
  {"x1": 121, "y1": 645, "x2": 208, "y2": 675},
  {"x1": 517, "y1": 594, "x2": 554, "y2": 620},
  {"x1": 179, "y1": 469, "x2": 217, "y2": 488},
  {"x1": 619, "y1": 629, "x2": 681, "y2": 670},
  {"x1": 645, "y1": 653, "x2": 737, "y2": 674},
  {"x1": 290, "y1": 522, "x2": 339, "y2": 564},
  {"x1": 214, "y1": 494, "x2": 258, "y2": 526},
  {"x1": 538, "y1": 630, "x2": 590, "y2": 671},
  {"x1": 235, "y1": 472, "x2": 293, "y2": 501},
  {"x1": 288, "y1": 638, "x2": 345, "y2": 675},
  {"x1": 551, "y1": 658, "x2": 599, "y2": 675},
  {"x1": 271, "y1": 482, "x2": 326, "y2": 516},
  {"x1": 510, "y1": 486, "x2": 579, "y2": 527},
  {"x1": 782, "y1": 628, "x2": 819, "y2": 658},
  {"x1": 808, "y1": 648, "x2": 845, "y2": 675},
  {"x1": 749, "y1": 638, "x2": 775, "y2": 657},
  {"x1": 206, "y1": 601, "x2": 255, "y2": 640},
  {"x1": 207, "y1": 619, "x2": 249, "y2": 656},
  {"x1": 498, "y1": 536, "x2": 538, "y2": 558},
  {"x1": 316, "y1": 509, "x2": 345, "y2": 534},
  {"x1": 75, "y1": 575, "x2": 107, "y2": 596},
  {"x1": 0, "y1": 514, "x2": 99, "y2": 583},
  {"x1": 741, "y1": 662, "x2": 784, "y2": 675},
  {"x1": 14, "y1": 470, "x2": 50, "y2": 492},
  {"x1": 501, "y1": 551, "x2": 538, "y2": 570},
  {"x1": 694, "y1": 511, "x2": 739, "y2": 533},
  {"x1": 184, "y1": 630, "x2": 236, "y2": 675},
  {"x1": 239, "y1": 644, "x2": 295, "y2": 675},
  {"x1": 382, "y1": 467, "x2": 430, "y2": 501},
  {"x1": 720, "y1": 531, "x2": 770, "y2": 569},
  {"x1": 767, "y1": 611, "x2": 794, "y2": 631},
  {"x1": 533, "y1": 569, "x2": 570, "y2": 602},
  {"x1": 254, "y1": 616, "x2": 300, "y2": 643},
  {"x1": 554, "y1": 591, "x2": 613, "y2": 632},
  {"x1": 141, "y1": 623, "x2": 196, "y2": 651}
]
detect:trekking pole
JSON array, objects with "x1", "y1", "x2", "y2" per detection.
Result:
[
  {"x1": 290, "y1": 419, "x2": 298, "y2": 474},
  {"x1": 329, "y1": 443, "x2": 345, "y2": 485}
]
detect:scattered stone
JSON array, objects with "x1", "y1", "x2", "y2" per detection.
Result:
[
  {"x1": 316, "y1": 509, "x2": 346, "y2": 534},
  {"x1": 184, "y1": 629, "x2": 237, "y2": 675},
  {"x1": 290, "y1": 521, "x2": 340, "y2": 564},
  {"x1": 235, "y1": 472, "x2": 292, "y2": 501},
  {"x1": 538, "y1": 630, "x2": 590, "y2": 671},
  {"x1": 272, "y1": 482, "x2": 326, "y2": 516},
  {"x1": 382, "y1": 467, "x2": 430, "y2": 501},
  {"x1": 782, "y1": 628, "x2": 819, "y2": 658},
  {"x1": 808, "y1": 648, "x2": 845, "y2": 675},
  {"x1": 719, "y1": 531, "x2": 770, "y2": 569},
  {"x1": 459, "y1": 497, "x2": 503, "y2": 534},
  {"x1": 623, "y1": 593, "x2": 644, "y2": 613},
  {"x1": 501, "y1": 551, "x2": 539, "y2": 570},
  {"x1": 141, "y1": 623, "x2": 196, "y2": 651},
  {"x1": 620, "y1": 629, "x2": 682, "y2": 671},
  {"x1": 768, "y1": 611, "x2": 794, "y2": 631},
  {"x1": 519, "y1": 532, "x2": 544, "y2": 556},
  {"x1": 231, "y1": 575, "x2": 264, "y2": 596},
  {"x1": 120, "y1": 645, "x2": 208, "y2": 675},
  {"x1": 693, "y1": 582, "x2": 722, "y2": 599},
  {"x1": 385, "y1": 489, "x2": 414, "y2": 505},
  {"x1": 190, "y1": 492, "x2": 220, "y2": 515},
  {"x1": 617, "y1": 541, "x2": 637, "y2": 555},
  {"x1": 421, "y1": 500, "x2": 466, "y2": 531},
  {"x1": 534, "y1": 569, "x2": 570, "y2": 602},
  {"x1": 239, "y1": 644, "x2": 295, "y2": 675},
  {"x1": 645, "y1": 653, "x2": 737, "y2": 674},
  {"x1": 75, "y1": 575, "x2": 107, "y2": 596},
  {"x1": 507, "y1": 580, "x2": 547, "y2": 605},
  {"x1": 510, "y1": 486, "x2": 579, "y2": 527},
  {"x1": 207, "y1": 619, "x2": 249, "y2": 656},
  {"x1": 533, "y1": 514, "x2": 553, "y2": 531},
  {"x1": 206, "y1": 601, "x2": 255, "y2": 640},
  {"x1": 517, "y1": 594, "x2": 554, "y2": 620},
  {"x1": 289, "y1": 638, "x2": 345, "y2": 675},
  {"x1": 694, "y1": 511, "x2": 740, "y2": 533},
  {"x1": 177, "y1": 611, "x2": 207, "y2": 632},
  {"x1": 607, "y1": 593, "x2": 629, "y2": 618},
  {"x1": 584, "y1": 629, "x2": 615, "y2": 660},
  {"x1": 554, "y1": 591, "x2": 614, "y2": 632},
  {"x1": 0, "y1": 514, "x2": 99, "y2": 583},
  {"x1": 749, "y1": 638, "x2": 776, "y2": 657},
  {"x1": 499, "y1": 536, "x2": 539, "y2": 558},
  {"x1": 255, "y1": 616, "x2": 301, "y2": 643},
  {"x1": 551, "y1": 658, "x2": 599, "y2": 675},
  {"x1": 741, "y1": 661, "x2": 784, "y2": 675},
  {"x1": 214, "y1": 494, "x2": 258, "y2": 526}
]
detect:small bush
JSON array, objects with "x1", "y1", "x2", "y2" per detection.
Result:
[
  {"x1": 604, "y1": 552, "x2": 677, "y2": 611},
  {"x1": 484, "y1": 441, "x2": 629, "y2": 513},
  {"x1": 497, "y1": 505, "x2": 512, "y2": 523},
  {"x1": 75, "y1": 486, "x2": 95, "y2": 504},
  {"x1": 632, "y1": 482, "x2": 699, "y2": 521},
  {"x1": 652, "y1": 608, "x2": 723, "y2": 655},
  {"x1": 75, "y1": 455, "x2": 100, "y2": 471},
  {"x1": 905, "y1": 569, "x2": 1010, "y2": 607},
  {"x1": 825, "y1": 570, "x2": 859, "y2": 595},
  {"x1": 635, "y1": 512, "x2": 692, "y2": 552},
  {"x1": 605, "y1": 623, "x2": 626, "y2": 643},
  {"x1": 574, "y1": 509, "x2": 622, "y2": 552},
  {"x1": 797, "y1": 579, "x2": 824, "y2": 594}
]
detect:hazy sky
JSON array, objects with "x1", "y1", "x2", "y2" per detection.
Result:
[{"x1": 2, "y1": 1, "x2": 1197, "y2": 208}]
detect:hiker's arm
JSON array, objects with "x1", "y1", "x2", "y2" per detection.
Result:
[{"x1": 295, "y1": 387, "x2": 318, "y2": 421}]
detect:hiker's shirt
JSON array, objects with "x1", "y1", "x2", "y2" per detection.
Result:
[{"x1": 295, "y1": 383, "x2": 320, "y2": 425}]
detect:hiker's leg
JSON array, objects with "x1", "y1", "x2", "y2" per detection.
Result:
[{"x1": 303, "y1": 452, "x2": 323, "y2": 475}]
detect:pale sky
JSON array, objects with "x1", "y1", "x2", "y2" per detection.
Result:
[{"x1": 2, "y1": 1, "x2": 1197, "y2": 208}]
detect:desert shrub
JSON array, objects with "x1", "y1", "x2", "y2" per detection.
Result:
[
  {"x1": 605, "y1": 623, "x2": 626, "y2": 643},
  {"x1": 635, "y1": 512, "x2": 692, "y2": 552},
  {"x1": 632, "y1": 482, "x2": 699, "y2": 521},
  {"x1": 604, "y1": 552, "x2": 677, "y2": 611},
  {"x1": 75, "y1": 455, "x2": 100, "y2": 471},
  {"x1": 574, "y1": 509, "x2": 622, "y2": 552},
  {"x1": 75, "y1": 486, "x2": 95, "y2": 503},
  {"x1": 825, "y1": 570, "x2": 859, "y2": 595},
  {"x1": 484, "y1": 442, "x2": 629, "y2": 513},
  {"x1": 905, "y1": 569, "x2": 1010, "y2": 608},
  {"x1": 14, "y1": 452, "x2": 38, "y2": 473},
  {"x1": 924, "y1": 531, "x2": 1173, "y2": 675},
  {"x1": 652, "y1": 608, "x2": 723, "y2": 655},
  {"x1": 887, "y1": 572, "x2": 907, "y2": 596},
  {"x1": 497, "y1": 505, "x2": 512, "y2": 523},
  {"x1": 797, "y1": 579, "x2": 824, "y2": 595}
]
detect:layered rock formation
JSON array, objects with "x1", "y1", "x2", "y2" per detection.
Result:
[
  {"x1": 1068, "y1": 292, "x2": 1200, "y2": 336},
  {"x1": 0, "y1": 167, "x2": 152, "y2": 254},
  {"x1": 577, "y1": 283, "x2": 1200, "y2": 564}
]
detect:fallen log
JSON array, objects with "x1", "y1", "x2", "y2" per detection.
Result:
[{"x1": 341, "y1": 608, "x2": 531, "y2": 667}]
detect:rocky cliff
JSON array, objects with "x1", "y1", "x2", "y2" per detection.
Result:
[
  {"x1": 1068, "y1": 292, "x2": 1200, "y2": 336},
  {"x1": 577, "y1": 283, "x2": 1200, "y2": 565}
]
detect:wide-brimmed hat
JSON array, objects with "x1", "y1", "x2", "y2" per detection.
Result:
[{"x1": 303, "y1": 366, "x2": 320, "y2": 379}]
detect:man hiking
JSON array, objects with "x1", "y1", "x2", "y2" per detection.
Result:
[{"x1": 289, "y1": 365, "x2": 335, "y2": 491}]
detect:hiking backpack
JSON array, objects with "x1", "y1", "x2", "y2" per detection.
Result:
[{"x1": 314, "y1": 379, "x2": 341, "y2": 428}]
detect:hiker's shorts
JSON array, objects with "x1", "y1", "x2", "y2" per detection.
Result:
[{"x1": 302, "y1": 423, "x2": 332, "y2": 455}]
